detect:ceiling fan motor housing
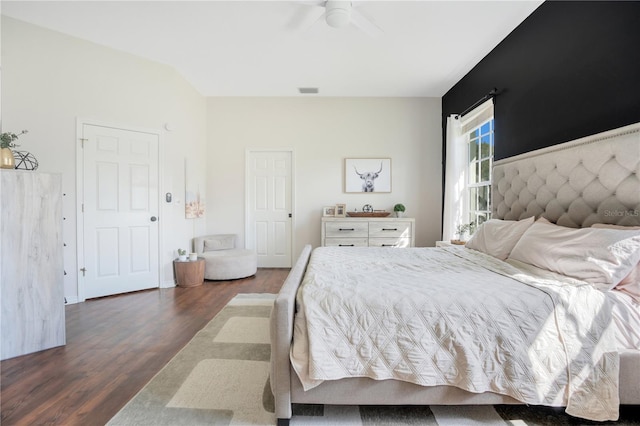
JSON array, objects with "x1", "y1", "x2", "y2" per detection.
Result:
[{"x1": 325, "y1": 0, "x2": 352, "y2": 28}]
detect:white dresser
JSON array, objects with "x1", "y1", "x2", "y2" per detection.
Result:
[
  {"x1": 1, "y1": 170, "x2": 65, "y2": 360},
  {"x1": 321, "y1": 217, "x2": 415, "y2": 248}
]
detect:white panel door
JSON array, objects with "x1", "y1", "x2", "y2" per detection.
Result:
[
  {"x1": 247, "y1": 151, "x2": 292, "y2": 268},
  {"x1": 82, "y1": 124, "x2": 160, "y2": 298}
]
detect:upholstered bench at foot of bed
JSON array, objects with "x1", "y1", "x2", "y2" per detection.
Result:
[
  {"x1": 202, "y1": 249, "x2": 257, "y2": 280},
  {"x1": 192, "y1": 234, "x2": 257, "y2": 280}
]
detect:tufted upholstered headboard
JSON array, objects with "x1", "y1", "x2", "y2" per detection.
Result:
[{"x1": 492, "y1": 122, "x2": 640, "y2": 228}]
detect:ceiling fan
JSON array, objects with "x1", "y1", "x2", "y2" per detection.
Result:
[{"x1": 298, "y1": 1, "x2": 384, "y2": 37}]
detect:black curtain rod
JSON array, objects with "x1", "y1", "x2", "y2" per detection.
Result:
[{"x1": 456, "y1": 88, "x2": 499, "y2": 118}]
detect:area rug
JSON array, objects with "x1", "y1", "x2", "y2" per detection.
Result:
[{"x1": 108, "y1": 293, "x2": 639, "y2": 426}]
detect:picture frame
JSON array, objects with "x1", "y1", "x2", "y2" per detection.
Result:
[
  {"x1": 322, "y1": 206, "x2": 336, "y2": 217},
  {"x1": 345, "y1": 158, "x2": 391, "y2": 193},
  {"x1": 185, "y1": 158, "x2": 205, "y2": 218},
  {"x1": 335, "y1": 203, "x2": 346, "y2": 217}
]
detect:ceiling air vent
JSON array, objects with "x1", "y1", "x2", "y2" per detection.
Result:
[{"x1": 298, "y1": 87, "x2": 319, "y2": 94}]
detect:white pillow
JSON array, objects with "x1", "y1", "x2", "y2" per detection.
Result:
[
  {"x1": 592, "y1": 223, "x2": 640, "y2": 301},
  {"x1": 204, "y1": 236, "x2": 235, "y2": 251},
  {"x1": 465, "y1": 217, "x2": 535, "y2": 260},
  {"x1": 509, "y1": 220, "x2": 640, "y2": 290}
]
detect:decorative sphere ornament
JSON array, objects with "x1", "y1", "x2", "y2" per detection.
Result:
[{"x1": 13, "y1": 151, "x2": 39, "y2": 170}]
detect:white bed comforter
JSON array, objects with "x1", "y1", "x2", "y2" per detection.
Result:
[{"x1": 290, "y1": 247, "x2": 620, "y2": 421}]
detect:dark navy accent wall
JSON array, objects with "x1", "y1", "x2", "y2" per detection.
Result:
[{"x1": 442, "y1": 1, "x2": 640, "y2": 161}]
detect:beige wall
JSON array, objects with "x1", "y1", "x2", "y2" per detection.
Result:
[
  {"x1": 206, "y1": 97, "x2": 442, "y2": 259},
  {"x1": 2, "y1": 16, "x2": 443, "y2": 302},
  {"x1": 1, "y1": 17, "x2": 208, "y2": 301}
]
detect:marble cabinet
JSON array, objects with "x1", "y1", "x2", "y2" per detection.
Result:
[{"x1": 1, "y1": 170, "x2": 65, "y2": 360}]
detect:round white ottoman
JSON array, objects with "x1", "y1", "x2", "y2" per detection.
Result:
[{"x1": 202, "y1": 249, "x2": 257, "y2": 280}]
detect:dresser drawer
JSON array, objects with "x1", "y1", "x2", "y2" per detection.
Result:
[
  {"x1": 368, "y1": 237, "x2": 412, "y2": 248},
  {"x1": 324, "y1": 238, "x2": 369, "y2": 247},
  {"x1": 325, "y1": 222, "x2": 368, "y2": 238},
  {"x1": 368, "y1": 221, "x2": 412, "y2": 239}
]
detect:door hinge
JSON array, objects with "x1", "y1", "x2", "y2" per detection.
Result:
[
  {"x1": 82, "y1": 203, "x2": 84, "y2": 213},
  {"x1": 79, "y1": 138, "x2": 88, "y2": 148},
  {"x1": 80, "y1": 267, "x2": 87, "y2": 277}
]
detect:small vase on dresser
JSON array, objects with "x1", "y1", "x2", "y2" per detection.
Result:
[{"x1": 0, "y1": 148, "x2": 15, "y2": 169}]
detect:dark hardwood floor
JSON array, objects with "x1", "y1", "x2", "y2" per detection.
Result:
[{"x1": 0, "y1": 268, "x2": 289, "y2": 426}]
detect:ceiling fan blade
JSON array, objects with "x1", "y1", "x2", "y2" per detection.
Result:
[
  {"x1": 350, "y1": 9, "x2": 384, "y2": 38},
  {"x1": 285, "y1": 1, "x2": 326, "y2": 31},
  {"x1": 300, "y1": 10, "x2": 328, "y2": 36}
]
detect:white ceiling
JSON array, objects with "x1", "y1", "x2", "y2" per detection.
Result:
[{"x1": 2, "y1": 0, "x2": 543, "y2": 97}]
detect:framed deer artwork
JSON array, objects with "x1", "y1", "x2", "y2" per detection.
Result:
[{"x1": 344, "y1": 158, "x2": 391, "y2": 193}]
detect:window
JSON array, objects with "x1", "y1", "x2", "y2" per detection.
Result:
[
  {"x1": 443, "y1": 98, "x2": 494, "y2": 241},
  {"x1": 467, "y1": 118, "x2": 494, "y2": 229}
]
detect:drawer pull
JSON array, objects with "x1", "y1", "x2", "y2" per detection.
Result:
[
  {"x1": 382, "y1": 228, "x2": 398, "y2": 231},
  {"x1": 381, "y1": 244, "x2": 395, "y2": 247},
  {"x1": 339, "y1": 244, "x2": 355, "y2": 247},
  {"x1": 339, "y1": 228, "x2": 355, "y2": 231}
]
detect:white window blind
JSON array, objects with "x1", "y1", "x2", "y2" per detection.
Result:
[{"x1": 460, "y1": 99, "x2": 494, "y2": 134}]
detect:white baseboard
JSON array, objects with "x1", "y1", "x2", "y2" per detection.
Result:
[
  {"x1": 65, "y1": 282, "x2": 175, "y2": 304},
  {"x1": 161, "y1": 280, "x2": 177, "y2": 289}
]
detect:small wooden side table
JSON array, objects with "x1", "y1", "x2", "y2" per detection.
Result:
[{"x1": 174, "y1": 258, "x2": 205, "y2": 287}]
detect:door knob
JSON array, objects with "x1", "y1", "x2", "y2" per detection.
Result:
[{"x1": 150, "y1": 216, "x2": 157, "y2": 222}]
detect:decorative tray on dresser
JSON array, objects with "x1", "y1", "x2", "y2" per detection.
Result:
[{"x1": 346, "y1": 212, "x2": 391, "y2": 217}]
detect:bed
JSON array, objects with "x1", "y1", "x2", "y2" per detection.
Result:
[{"x1": 270, "y1": 123, "x2": 640, "y2": 425}]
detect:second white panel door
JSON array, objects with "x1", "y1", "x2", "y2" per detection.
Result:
[{"x1": 247, "y1": 151, "x2": 292, "y2": 268}]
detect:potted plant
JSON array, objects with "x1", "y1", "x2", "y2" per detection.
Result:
[
  {"x1": 393, "y1": 203, "x2": 406, "y2": 218},
  {"x1": 177, "y1": 249, "x2": 187, "y2": 261},
  {"x1": 0, "y1": 130, "x2": 28, "y2": 169},
  {"x1": 452, "y1": 222, "x2": 476, "y2": 245}
]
